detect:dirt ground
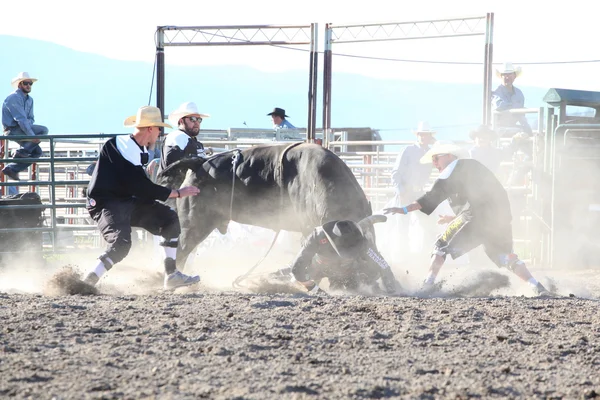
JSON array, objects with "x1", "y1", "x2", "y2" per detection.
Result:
[{"x1": 1, "y1": 238, "x2": 600, "y2": 399}]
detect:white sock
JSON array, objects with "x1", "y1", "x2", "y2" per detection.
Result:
[
  {"x1": 163, "y1": 246, "x2": 177, "y2": 260},
  {"x1": 87, "y1": 260, "x2": 107, "y2": 279},
  {"x1": 424, "y1": 273, "x2": 436, "y2": 285}
]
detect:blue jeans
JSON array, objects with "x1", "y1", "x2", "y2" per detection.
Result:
[{"x1": 4, "y1": 125, "x2": 49, "y2": 173}]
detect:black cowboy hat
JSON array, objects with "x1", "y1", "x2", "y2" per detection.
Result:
[
  {"x1": 322, "y1": 220, "x2": 367, "y2": 259},
  {"x1": 469, "y1": 125, "x2": 498, "y2": 141},
  {"x1": 267, "y1": 107, "x2": 289, "y2": 118}
]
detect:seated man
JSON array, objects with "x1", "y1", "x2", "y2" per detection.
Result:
[
  {"x1": 491, "y1": 62, "x2": 532, "y2": 136},
  {"x1": 270, "y1": 217, "x2": 398, "y2": 294}
]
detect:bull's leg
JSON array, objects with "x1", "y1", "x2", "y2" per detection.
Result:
[{"x1": 177, "y1": 224, "x2": 217, "y2": 271}]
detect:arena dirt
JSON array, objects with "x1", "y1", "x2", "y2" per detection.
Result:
[{"x1": 1, "y1": 240, "x2": 600, "y2": 399}]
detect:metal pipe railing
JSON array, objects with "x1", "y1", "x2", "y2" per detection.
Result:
[{"x1": 0, "y1": 133, "x2": 123, "y2": 254}]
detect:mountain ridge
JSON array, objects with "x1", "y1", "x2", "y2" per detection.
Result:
[{"x1": 0, "y1": 35, "x2": 551, "y2": 140}]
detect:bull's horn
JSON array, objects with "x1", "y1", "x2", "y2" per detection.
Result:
[
  {"x1": 159, "y1": 156, "x2": 205, "y2": 178},
  {"x1": 358, "y1": 214, "x2": 387, "y2": 227}
]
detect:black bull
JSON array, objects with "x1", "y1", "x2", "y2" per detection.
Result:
[{"x1": 158, "y1": 142, "x2": 374, "y2": 268}]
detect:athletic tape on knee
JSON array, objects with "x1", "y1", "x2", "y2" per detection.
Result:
[
  {"x1": 159, "y1": 238, "x2": 178, "y2": 248},
  {"x1": 99, "y1": 254, "x2": 114, "y2": 270}
]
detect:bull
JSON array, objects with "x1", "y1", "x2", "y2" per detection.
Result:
[{"x1": 158, "y1": 142, "x2": 374, "y2": 268}]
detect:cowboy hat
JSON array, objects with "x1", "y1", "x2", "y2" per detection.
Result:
[
  {"x1": 413, "y1": 121, "x2": 436, "y2": 135},
  {"x1": 123, "y1": 106, "x2": 172, "y2": 128},
  {"x1": 267, "y1": 107, "x2": 289, "y2": 118},
  {"x1": 495, "y1": 62, "x2": 522, "y2": 78},
  {"x1": 469, "y1": 125, "x2": 498, "y2": 141},
  {"x1": 168, "y1": 102, "x2": 210, "y2": 127},
  {"x1": 11, "y1": 72, "x2": 38, "y2": 89},
  {"x1": 420, "y1": 140, "x2": 466, "y2": 164},
  {"x1": 322, "y1": 220, "x2": 367, "y2": 259}
]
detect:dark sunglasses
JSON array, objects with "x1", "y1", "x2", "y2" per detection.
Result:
[
  {"x1": 21, "y1": 81, "x2": 34, "y2": 86},
  {"x1": 185, "y1": 116, "x2": 202, "y2": 123}
]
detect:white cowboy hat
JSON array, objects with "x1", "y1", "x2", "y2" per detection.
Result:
[
  {"x1": 11, "y1": 72, "x2": 38, "y2": 89},
  {"x1": 495, "y1": 62, "x2": 522, "y2": 78},
  {"x1": 420, "y1": 140, "x2": 465, "y2": 164},
  {"x1": 123, "y1": 106, "x2": 172, "y2": 128},
  {"x1": 168, "y1": 102, "x2": 210, "y2": 127},
  {"x1": 413, "y1": 121, "x2": 436, "y2": 135}
]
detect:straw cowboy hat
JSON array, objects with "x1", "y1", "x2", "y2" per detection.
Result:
[
  {"x1": 123, "y1": 106, "x2": 172, "y2": 128},
  {"x1": 322, "y1": 220, "x2": 367, "y2": 259},
  {"x1": 267, "y1": 107, "x2": 289, "y2": 118},
  {"x1": 413, "y1": 121, "x2": 436, "y2": 135},
  {"x1": 168, "y1": 102, "x2": 210, "y2": 127},
  {"x1": 495, "y1": 62, "x2": 522, "y2": 78},
  {"x1": 420, "y1": 140, "x2": 465, "y2": 164},
  {"x1": 469, "y1": 125, "x2": 499, "y2": 141},
  {"x1": 11, "y1": 72, "x2": 37, "y2": 89}
]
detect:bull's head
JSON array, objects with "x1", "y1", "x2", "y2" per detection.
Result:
[{"x1": 157, "y1": 154, "x2": 243, "y2": 266}]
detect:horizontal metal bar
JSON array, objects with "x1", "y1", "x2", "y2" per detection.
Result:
[
  {"x1": 0, "y1": 134, "x2": 123, "y2": 140},
  {"x1": 0, "y1": 180, "x2": 89, "y2": 186},
  {"x1": 0, "y1": 203, "x2": 86, "y2": 210},
  {"x1": 0, "y1": 225, "x2": 96, "y2": 233},
  {"x1": 332, "y1": 32, "x2": 483, "y2": 44},
  {"x1": 0, "y1": 157, "x2": 96, "y2": 163},
  {"x1": 330, "y1": 16, "x2": 486, "y2": 29},
  {"x1": 165, "y1": 41, "x2": 311, "y2": 47},
  {"x1": 160, "y1": 24, "x2": 313, "y2": 30}
]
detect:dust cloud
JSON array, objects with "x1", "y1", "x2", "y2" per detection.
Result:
[{"x1": 0, "y1": 220, "x2": 599, "y2": 298}]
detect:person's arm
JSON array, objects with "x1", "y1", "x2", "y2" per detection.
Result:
[
  {"x1": 290, "y1": 229, "x2": 321, "y2": 289},
  {"x1": 383, "y1": 201, "x2": 422, "y2": 215},
  {"x1": 4, "y1": 94, "x2": 35, "y2": 136},
  {"x1": 491, "y1": 87, "x2": 513, "y2": 112},
  {"x1": 385, "y1": 167, "x2": 454, "y2": 216},
  {"x1": 364, "y1": 247, "x2": 397, "y2": 294}
]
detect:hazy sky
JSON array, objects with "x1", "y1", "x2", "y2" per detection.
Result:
[{"x1": 1, "y1": 0, "x2": 597, "y2": 90}]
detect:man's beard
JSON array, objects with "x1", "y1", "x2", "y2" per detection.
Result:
[{"x1": 186, "y1": 128, "x2": 200, "y2": 137}]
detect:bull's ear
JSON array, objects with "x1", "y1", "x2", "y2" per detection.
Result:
[{"x1": 158, "y1": 157, "x2": 206, "y2": 179}]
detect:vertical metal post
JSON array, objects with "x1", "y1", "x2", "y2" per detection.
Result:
[
  {"x1": 307, "y1": 23, "x2": 318, "y2": 143},
  {"x1": 548, "y1": 114, "x2": 558, "y2": 268},
  {"x1": 0, "y1": 138, "x2": 5, "y2": 196},
  {"x1": 49, "y1": 137, "x2": 56, "y2": 252},
  {"x1": 483, "y1": 13, "x2": 494, "y2": 125},
  {"x1": 544, "y1": 107, "x2": 554, "y2": 173},
  {"x1": 156, "y1": 27, "x2": 166, "y2": 133},
  {"x1": 322, "y1": 24, "x2": 333, "y2": 147}
]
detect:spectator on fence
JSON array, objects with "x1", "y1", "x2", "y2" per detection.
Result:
[
  {"x1": 384, "y1": 141, "x2": 551, "y2": 297},
  {"x1": 82, "y1": 106, "x2": 201, "y2": 290},
  {"x1": 491, "y1": 62, "x2": 532, "y2": 136},
  {"x1": 1, "y1": 72, "x2": 48, "y2": 181},
  {"x1": 267, "y1": 107, "x2": 295, "y2": 129}
]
